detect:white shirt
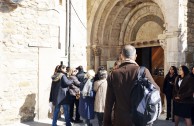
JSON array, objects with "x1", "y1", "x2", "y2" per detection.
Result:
[{"x1": 178, "y1": 78, "x2": 183, "y2": 87}]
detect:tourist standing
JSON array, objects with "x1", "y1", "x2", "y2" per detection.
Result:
[
  {"x1": 103, "y1": 44, "x2": 159, "y2": 126},
  {"x1": 94, "y1": 69, "x2": 108, "y2": 126},
  {"x1": 79, "y1": 70, "x2": 96, "y2": 126},
  {"x1": 173, "y1": 65, "x2": 194, "y2": 126},
  {"x1": 163, "y1": 66, "x2": 178, "y2": 120},
  {"x1": 49, "y1": 64, "x2": 74, "y2": 126}
]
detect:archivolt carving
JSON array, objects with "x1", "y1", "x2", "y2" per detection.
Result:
[{"x1": 123, "y1": 2, "x2": 164, "y2": 43}]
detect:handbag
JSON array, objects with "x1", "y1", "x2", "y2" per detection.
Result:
[{"x1": 76, "y1": 93, "x2": 80, "y2": 99}]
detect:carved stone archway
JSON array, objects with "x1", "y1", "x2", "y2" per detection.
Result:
[{"x1": 88, "y1": 0, "x2": 167, "y2": 70}]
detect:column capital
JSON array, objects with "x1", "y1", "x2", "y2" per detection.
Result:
[
  {"x1": 159, "y1": 39, "x2": 167, "y2": 49},
  {"x1": 92, "y1": 45, "x2": 101, "y2": 56}
]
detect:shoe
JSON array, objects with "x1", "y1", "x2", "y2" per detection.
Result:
[
  {"x1": 74, "y1": 119, "x2": 83, "y2": 123},
  {"x1": 70, "y1": 119, "x2": 75, "y2": 122},
  {"x1": 166, "y1": 118, "x2": 169, "y2": 120}
]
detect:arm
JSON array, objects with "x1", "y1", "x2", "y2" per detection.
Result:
[
  {"x1": 72, "y1": 76, "x2": 81, "y2": 86},
  {"x1": 173, "y1": 76, "x2": 179, "y2": 99},
  {"x1": 103, "y1": 73, "x2": 115, "y2": 126},
  {"x1": 61, "y1": 75, "x2": 73, "y2": 88},
  {"x1": 162, "y1": 76, "x2": 168, "y2": 93},
  {"x1": 93, "y1": 81, "x2": 99, "y2": 92},
  {"x1": 49, "y1": 83, "x2": 54, "y2": 102},
  {"x1": 179, "y1": 76, "x2": 194, "y2": 99}
]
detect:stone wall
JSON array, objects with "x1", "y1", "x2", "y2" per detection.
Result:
[
  {"x1": 187, "y1": 0, "x2": 194, "y2": 67},
  {"x1": 0, "y1": 0, "x2": 59, "y2": 124},
  {"x1": 0, "y1": 0, "x2": 87, "y2": 125}
]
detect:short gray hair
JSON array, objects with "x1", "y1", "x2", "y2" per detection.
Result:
[{"x1": 122, "y1": 44, "x2": 136, "y2": 58}]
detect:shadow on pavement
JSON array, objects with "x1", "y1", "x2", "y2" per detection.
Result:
[{"x1": 21, "y1": 121, "x2": 51, "y2": 126}]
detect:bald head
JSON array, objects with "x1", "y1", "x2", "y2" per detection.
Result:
[{"x1": 121, "y1": 44, "x2": 136, "y2": 60}]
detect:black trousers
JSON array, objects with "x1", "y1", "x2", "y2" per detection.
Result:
[
  {"x1": 191, "y1": 104, "x2": 194, "y2": 124},
  {"x1": 70, "y1": 96, "x2": 80, "y2": 120},
  {"x1": 96, "y1": 112, "x2": 104, "y2": 126},
  {"x1": 166, "y1": 95, "x2": 172, "y2": 118}
]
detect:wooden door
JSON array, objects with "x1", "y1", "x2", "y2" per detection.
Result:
[
  {"x1": 136, "y1": 46, "x2": 165, "y2": 105},
  {"x1": 151, "y1": 46, "x2": 164, "y2": 105}
]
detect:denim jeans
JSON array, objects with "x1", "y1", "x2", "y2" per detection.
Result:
[{"x1": 52, "y1": 104, "x2": 71, "y2": 126}]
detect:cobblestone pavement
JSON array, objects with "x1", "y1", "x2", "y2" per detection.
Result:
[{"x1": 3, "y1": 113, "x2": 192, "y2": 126}]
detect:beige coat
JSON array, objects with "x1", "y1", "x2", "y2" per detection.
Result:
[{"x1": 94, "y1": 79, "x2": 107, "y2": 113}]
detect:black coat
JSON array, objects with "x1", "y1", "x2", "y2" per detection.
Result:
[
  {"x1": 76, "y1": 70, "x2": 86, "y2": 83},
  {"x1": 49, "y1": 73, "x2": 73, "y2": 105},
  {"x1": 173, "y1": 74, "x2": 194, "y2": 103},
  {"x1": 163, "y1": 74, "x2": 177, "y2": 98}
]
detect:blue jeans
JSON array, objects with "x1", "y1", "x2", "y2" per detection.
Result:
[{"x1": 52, "y1": 104, "x2": 71, "y2": 126}]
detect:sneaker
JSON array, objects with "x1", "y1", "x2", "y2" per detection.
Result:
[{"x1": 74, "y1": 119, "x2": 83, "y2": 123}]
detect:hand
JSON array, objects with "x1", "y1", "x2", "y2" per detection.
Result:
[
  {"x1": 49, "y1": 102, "x2": 52, "y2": 113},
  {"x1": 175, "y1": 96, "x2": 180, "y2": 100}
]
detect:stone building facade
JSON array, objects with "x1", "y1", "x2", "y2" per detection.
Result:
[
  {"x1": 1, "y1": 0, "x2": 194, "y2": 125},
  {"x1": 0, "y1": 0, "x2": 86, "y2": 125},
  {"x1": 87, "y1": 0, "x2": 194, "y2": 109},
  {"x1": 87, "y1": 0, "x2": 194, "y2": 73}
]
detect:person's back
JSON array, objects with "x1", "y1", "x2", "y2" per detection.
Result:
[
  {"x1": 103, "y1": 44, "x2": 159, "y2": 126},
  {"x1": 76, "y1": 65, "x2": 86, "y2": 83}
]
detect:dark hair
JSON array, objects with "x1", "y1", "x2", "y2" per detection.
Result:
[
  {"x1": 57, "y1": 64, "x2": 66, "y2": 73},
  {"x1": 66, "y1": 66, "x2": 70, "y2": 71},
  {"x1": 180, "y1": 65, "x2": 189, "y2": 77},
  {"x1": 98, "y1": 70, "x2": 107, "y2": 79},
  {"x1": 54, "y1": 65, "x2": 60, "y2": 74},
  {"x1": 190, "y1": 66, "x2": 194, "y2": 76},
  {"x1": 97, "y1": 66, "x2": 105, "y2": 72},
  {"x1": 76, "y1": 65, "x2": 83, "y2": 72},
  {"x1": 168, "y1": 66, "x2": 178, "y2": 76}
]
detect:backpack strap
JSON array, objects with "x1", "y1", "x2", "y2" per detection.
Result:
[{"x1": 138, "y1": 66, "x2": 145, "y2": 80}]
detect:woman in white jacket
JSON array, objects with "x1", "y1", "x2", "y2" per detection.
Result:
[{"x1": 94, "y1": 69, "x2": 108, "y2": 126}]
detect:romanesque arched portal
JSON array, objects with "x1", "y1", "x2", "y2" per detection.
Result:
[{"x1": 88, "y1": 0, "x2": 166, "y2": 71}]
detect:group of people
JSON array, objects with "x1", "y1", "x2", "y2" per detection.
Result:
[
  {"x1": 163, "y1": 65, "x2": 194, "y2": 126},
  {"x1": 49, "y1": 44, "x2": 194, "y2": 126},
  {"x1": 49, "y1": 63, "x2": 108, "y2": 126}
]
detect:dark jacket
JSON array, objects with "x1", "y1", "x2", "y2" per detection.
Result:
[
  {"x1": 49, "y1": 73, "x2": 73, "y2": 105},
  {"x1": 173, "y1": 74, "x2": 194, "y2": 103},
  {"x1": 163, "y1": 73, "x2": 177, "y2": 98},
  {"x1": 68, "y1": 76, "x2": 80, "y2": 96},
  {"x1": 103, "y1": 62, "x2": 159, "y2": 126},
  {"x1": 76, "y1": 70, "x2": 86, "y2": 83}
]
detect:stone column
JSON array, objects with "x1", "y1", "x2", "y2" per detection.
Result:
[
  {"x1": 92, "y1": 46, "x2": 101, "y2": 72},
  {"x1": 158, "y1": 36, "x2": 167, "y2": 75},
  {"x1": 158, "y1": 32, "x2": 180, "y2": 74}
]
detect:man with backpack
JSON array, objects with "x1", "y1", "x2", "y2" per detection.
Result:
[{"x1": 103, "y1": 44, "x2": 160, "y2": 126}]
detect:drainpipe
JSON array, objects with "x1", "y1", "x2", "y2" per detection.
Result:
[
  {"x1": 68, "y1": 0, "x2": 71, "y2": 67},
  {"x1": 65, "y1": 0, "x2": 68, "y2": 56}
]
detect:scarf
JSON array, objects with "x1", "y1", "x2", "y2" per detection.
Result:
[{"x1": 82, "y1": 79, "x2": 93, "y2": 97}]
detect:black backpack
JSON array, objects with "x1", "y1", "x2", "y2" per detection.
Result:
[{"x1": 130, "y1": 66, "x2": 161, "y2": 126}]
